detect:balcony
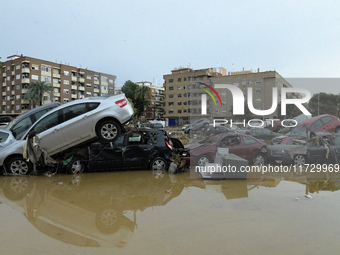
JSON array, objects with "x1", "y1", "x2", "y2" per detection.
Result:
[
  {"x1": 78, "y1": 86, "x2": 85, "y2": 91},
  {"x1": 2, "y1": 92, "x2": 6, "y2": 96},
  {"x1": 53, "y1": 83, "x2": 61, "y2": 88},
  {"x1": 94, "y1": 80, "x2": 99, "y2": 85},
  {"x1": 11, "y1": 91, "x2": 15, "y2": 95},
  {"x1": 94, "y1": 88, "x2": 99, "y2": 93},
  {"x1": 2, "y1": 102, "x2": 6, "y2": 106},
  {"x1": 71, "y1": 94, "x2": 78, "y2": 99},
  {"x1": 22, "y1": 89, "x2": 28, "y2": 93},
  {"x1": 53, "y1": 73, "x2": 60, "y2": 78},
  {"x1": 22, "y1": 68, "x2": 30, "y2": 73},
  {"x1": 2, "y1": 82, "x2": 6, "y2": 86},
  {"x1": 78, "y1": 77, "x2": 85, "y2": 83},
  {"x1": 71, "y1": 85, "x2": 77, "y2": 90},
  {"x1": 21, "y1": 99, "x2": 29, "y2": 104},
  {"x1": 71, "y1": 76, "x2": 77, "y2": 82},
  {"x1": 22, "y1": 78, "x2": 30, "y2": 83},
  {"x1": 54, "y1": 92, "x2": 60, "y2": 97}
]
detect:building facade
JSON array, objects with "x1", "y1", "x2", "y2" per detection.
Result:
[
  {"x1": 135, "y1": 81, "x2": 165, "y2": 120},
  {"x1": 163, "y1": 67, "x2": 294, "y2": 126},
  {"x1": 1, "y1": 54, "x2": 116, "y2": 116}
]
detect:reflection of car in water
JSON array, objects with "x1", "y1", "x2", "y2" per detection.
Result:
[{"x1": 0, "y1": 171, "x2": 185, "y2": 248}]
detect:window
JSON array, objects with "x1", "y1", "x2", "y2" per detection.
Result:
[
  {"x1": 87, "y1": 75, "x2": 92, "y2": 80},
  {"x1": 41, "y1": 75, "x2": 51, "y2": 82},
  {"x1": 41, "y1": 65, "x2": 51, "y2": 72},
  {"x1": 16, "y1": 74, "x2": 20, "y2": 80},
  {"x1": 63, "y1": 89, "x2": 69, "y2": 94},
  {"x1": 169, "y1": 94, "x2": 174, "y2": 98},
  {"x1": 255, "y1": 80, "x2": 261, "y2": 84},
  {"x1": 16, "y1": 64, "x2": 20, "y2": 70},
  {"x1": 63, "y1": 98, "x2": 69, "y2": 103},
  {"x1": 184, "y1": 77, "x2": 187, "y2": 81},
  {"x1": 53, "y1": 68, "x2": 60, "y2": 75},
  {"x1": 31, "y1": 64, "x2": 39, "y2": 70},
  {"x1": 183, "y1": 101, "x2": 187, "y2": 105},
  {"x1": 63, "y1": 70, "x2": 69, "y2": 76},
  {"x1": 178, "y1": 78, "x2": 181, "y2": 82},
  {"x1": 53, "y1": 78, "x2": 60, "y2": 84},
  {"x1": 86, "y1": 83, "x2": 92, "y2": 88},
  {"x1": 321, "y1": 116, "x2": 333, "y2": 125},
  {"x1": 63, "y1": 103, "x2": 89, "y2": 122},
  {"x1": 255, "y1": 89, "x2": 261, "y2": 93},
  {"x1": 178, "y1": 101, "x2": 182, "y2": 106},
  {"x1": 169, "y1": 110, "x2": 174, "y2": 114},
  {"x1": 255, "y1": 98, "x2": 261, "y2": 103},
  {"x1": 33, "y1": 111, "x2": 60, "y2": 134},
  {"x1": 169, "y1": 79, "x2": 173, "y2": 83},
  {"x1": 178, "y1": 86, "x2": 182, "y2": 90},
  {"x1": 31, "y1": 75, "x2": 39, "y2": 80},
  {"x1": 178, "y1": 94, "x2": 182, "y2": 98},
  {"x1": 310, "y1": 119, "x2": 323, "y2": 131},
  {"x1": 169, "y1": 86, "x2": 174, "y2": 90},
  {"x1": 16, "y1": 95, "x2": 20, "y2": 100},
  {"x1": 168, "y1": 102, "x2": 174, "y2": 106},
  {"x1": 178, "y1": 110, "x2": 182, "y2": 113},
  {"x1": 63, "y1": 80, "x2": 70, "y2": 85},
  {"x1": 16, "y1": 85, "x2": 20, "y2": 90},
  {"x1": 86, "y1": 92, "x2": 91, "y2": 96},
  {"x1": 43, "y1": 96, "x2": 50, "y2": 101},
  {"x1": 109, "y1": 79, "x2": 114, "y2": 84}
]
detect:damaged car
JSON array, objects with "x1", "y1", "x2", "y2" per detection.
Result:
[
  {"x1": 0, "y1": 94, "x2": 134, "y2": 175},
  {"x1": 184, "y1": 132, "x2": 268, "y2": 166},
  {"x1": 267, "y1": 135, "x2": 340, "y2": 166},
  {"x1": 63, "y1": 129, "x2": 186, "y2": 174}
]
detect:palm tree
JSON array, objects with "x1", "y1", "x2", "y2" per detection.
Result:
[{"x1": 24, "y1": 81, "x2": 54, "y2": 108}]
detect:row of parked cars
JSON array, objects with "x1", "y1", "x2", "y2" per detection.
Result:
[
  {"x1": 181, "y1": 115, "x2": 340, "y2": 169},
  {"x1": 0, "y1": 94, "x2": 187, "y2": 176}
]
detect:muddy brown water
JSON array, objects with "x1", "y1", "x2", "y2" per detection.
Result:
[{"x1": 1, "y1": 170, "x2": 340, "y2": 254}]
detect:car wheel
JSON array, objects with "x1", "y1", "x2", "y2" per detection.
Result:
[
  {"x1": 97, "y1": 120, "x2": 121, "y2": 142},
  {"x1": 293, "y1": 154, "x2": 306, "y2": 170},
  {"x1": 7, "y1": 156, "x2": 33, "y2": 175},
  {"x1": 150, "y1": 157, "x2": 168, "y2": 171},
  {"x1": 197, "y1": 155, "x2": 211, "y2": 166},
  {"x1": 253, "y1": 153, "x2": 265, "y2": 165},
  {"x1": 66, "y1": 156, "x2": 86, "y2": 174},
  {"x1": 335, "y1": 127, "x2": 340, "y2": 133},
  {"x1": 95, "y1": 208, "x2": 122, "y2": 234}
]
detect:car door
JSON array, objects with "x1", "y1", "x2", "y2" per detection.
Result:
[
  {"x1": 240, "y1": 135, "x2": 261, "y2": 162},
  {"x1": 307, "y1": 141, "x2": 327, "y2": 163},
  {"x1": 30, "y1": 110, "x2": 67, "y2": 155},
  {"x1": 123, "y1": 132, "x2": 153, "y2": 168},
  {"x1": 61, "y1": 103, "x2": 97, "y2": 148}
]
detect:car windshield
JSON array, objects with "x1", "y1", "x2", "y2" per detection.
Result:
[{"x1": 289, "y1": 126, "x2": 307, "y2": 135}]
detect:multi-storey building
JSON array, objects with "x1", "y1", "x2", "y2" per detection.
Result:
[
  {"x1": 135, "y1": 81, "x2": 165, "y2": 120},
  {"x1": 1, "y1": 54, "x2": 116, "y2": 116},
  {"x1": 163, "y1": 67, "x2": 294, "y2": 126}
]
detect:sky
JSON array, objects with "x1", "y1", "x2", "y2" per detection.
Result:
[{"x1": 2, "y1": 0, "x2": 340, "y2": 95}]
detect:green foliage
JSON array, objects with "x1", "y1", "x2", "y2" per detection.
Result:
[
  {"x1": 121, "y1": 80, "x2": 151, "y2": 117},
  {"x1": 23, "y1": 81, "x2": 54, "y2": 108},
  {"x1": 307, "y1": 93, "x2": 340, "y2": 117}
]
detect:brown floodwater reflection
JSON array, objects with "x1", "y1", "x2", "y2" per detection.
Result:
[{"x1": 1, "y1": 170, "x2": 340, "y2": 254}]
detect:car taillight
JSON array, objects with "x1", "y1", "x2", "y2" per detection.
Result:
[
  {"x1": 115, "y1": 99, "x2": 127, "y2": 107},
  {"x1": 166, "y1": 141, "x2": 174, "y2": 151}
]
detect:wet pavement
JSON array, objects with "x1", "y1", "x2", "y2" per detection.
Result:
[{"x1": 1, "y1": 170, "x2": 340, "y2": 254}]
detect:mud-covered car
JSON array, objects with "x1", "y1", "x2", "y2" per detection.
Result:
[
  {"x1": 184, "y1": 132, "x2": 267, "y2": 166},
  {"x1": 267, "y1": 136, "x2": 340, "y2": 166},
  {"x1": 243, "y1": 128, "x2": 281, "y2": 141},
  {"x1": 0, "y1": 94, "x2": 134, "y2": 175},
  {"x1": 184, "y1": 118, "x2": 210, "y2": 134},
  {"x1": 64, "y1": 129, "x2": 186, "y2": 174},
  {"x1": 206, "y1": 124, "x2": 233, "y2": 136}
]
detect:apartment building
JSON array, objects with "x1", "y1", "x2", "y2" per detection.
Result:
[
  {"x1": 163, "y1": 67, "x2": 294, "y2": 126},
  {"x1": 135, "y1": 81, "x2": 165, "y2": 120},
  {"x1": 1, "y1": 54, "x2": 116, "y2": 116}
]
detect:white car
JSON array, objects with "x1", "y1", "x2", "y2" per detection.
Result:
[{"x1": 0, "y1": 94, "x2": 134, "y2": 175}]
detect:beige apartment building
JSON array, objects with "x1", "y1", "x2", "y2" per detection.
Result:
[
  {"x1": 1, "y1": 54, "x2": 116, "y2": 116},
  {"x1": 163, "y1": 67, "x2": 295, "y2": 126}
]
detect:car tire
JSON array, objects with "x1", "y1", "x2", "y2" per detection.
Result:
[
  {"x1": 97, "y1": 120, "x2": 121, "y2": 142},
  {"x1": 66, "y1": 156, "x2": 86, "y2": 174},
  {"x1": 197, "y1": 154, "x2": 211, "y2": 166},
  {"x1": 293, "y1": 154, "x2": 306, "y2": 170},
  {"x1": 335, "y1": 127, "x2": 340, "y2": 133},
  {"x1": 7, "y1": 156, "x2": 33, "y2": 175},
  {"x1": 150, "y1": 157, "x2": 168, "y2": 171},
  {"x1": 253, "y1": 153, "x2": 265, "y2": 165}
]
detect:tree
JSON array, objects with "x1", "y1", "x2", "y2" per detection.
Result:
[
  {"x1": 307, "y1": 92, "x2": 340, "y2": 117},
  {"x1": 121, "y1": 80, "x2": 138, "y2": 100},
  {"x1": 135, "y1": 85, "x2": 151, "y2": 117},
  {"x1": 23, "y1": 81, "x2": 54, "y2": 108}
]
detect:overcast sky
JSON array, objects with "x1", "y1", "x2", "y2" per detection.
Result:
[{"x1": 2, "y1": 0, "x2": 340, "y2": 94}]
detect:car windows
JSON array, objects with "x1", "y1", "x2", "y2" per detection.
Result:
[
  {"x1": 33, "y1": 111, "x2": 60, "y2": 134},
  {"x1": 63, "y1": 103, "x2": 88, "y2": 122},
  {"x1": 220, "y1": 136, "x2": 240, "y2": 146},
  {"x1": 310, "y1": 119, "x2": 323, "y2": 131},
  {"x1": 88, "y1": 102, "x2": 100, "y2": 111},
  {"x1": 0, "y1": 132, "x2": 9, "y2": 142},
  {"x1": 128, "y1": 132, "x2": 153, "y2": 145},
  {"x1": 11, "y1": 116, "x2": 33, "y2": 137},
  {"x1": 321, "y1": 116, "x2": 333, "y2": 125},
  {"x1": 243, "y1": 136, "x2": 258, "y2": 145},
  {"x1": 34, "y1": 109, "x2": 49, "y2": 120}
]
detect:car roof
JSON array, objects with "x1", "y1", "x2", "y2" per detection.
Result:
[
  {"x1": 12, "y1": 102, "x2": 61, "y2": 123},
  {"x1": 297, "y1": 114, "x2": 333, "y2": 126}
]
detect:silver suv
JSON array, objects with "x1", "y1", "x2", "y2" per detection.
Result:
[{"x1": 0, "y1": 94, "x2": 134, "y2": 175}]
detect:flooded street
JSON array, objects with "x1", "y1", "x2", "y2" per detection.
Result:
[{"x1": 1, "y1": 170, "x2": 340, "y2": 254}]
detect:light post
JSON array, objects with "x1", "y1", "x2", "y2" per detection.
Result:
[{"x1": 317, "y1": 95, "x2": 320, "y2": 116}]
